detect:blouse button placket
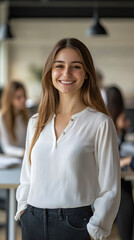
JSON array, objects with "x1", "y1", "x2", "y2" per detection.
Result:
[{"x1": 57, "y1": 117, "x2": 75, "y2": 144}]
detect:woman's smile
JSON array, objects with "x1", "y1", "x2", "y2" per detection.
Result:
[{"x1": 58, "y1": 80, "x2": 76, "y2": 85}]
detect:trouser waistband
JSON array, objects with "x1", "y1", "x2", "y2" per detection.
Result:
[{"x1": 27, "y1": 204, "x2": 92, "y2": 219}]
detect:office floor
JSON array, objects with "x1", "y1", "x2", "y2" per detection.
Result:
[{"x1": 0, "y1": 210, "x2": 120, "y2": 240}]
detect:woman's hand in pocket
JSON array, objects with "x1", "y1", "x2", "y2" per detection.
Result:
[
  {"x1": 89, "y1": 234, "x2": 94, "y2": 240},
  {"x1": 20, "y1": 210, "x2": 25, "y2": 218}
]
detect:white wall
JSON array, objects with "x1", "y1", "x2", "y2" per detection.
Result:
[{"x1": 2, "y1": 18, "x2": 134, "y2": 106}]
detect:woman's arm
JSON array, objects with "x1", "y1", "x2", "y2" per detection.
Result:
[
  {"x1": 14, "y1": 117, "x2": 33, "y2": 220},
  {"x1": 0, "y1": 114, "x2": 25, "y2": 157},
  {"x1": 87, "y1": 118, "x2": 121, "y2": 240},
  {"x1": 130, "y1": 156, "x2": 134, "y2": 170},
  {"x1": 120, "y1": 156, "x2": 132, "y2": 168},
  {"x1": 89, "y1": 235, "x2": 94, "y2": 240},
  {"x1": 120, "y1": 156, "x2": 134, "y2": 170}
]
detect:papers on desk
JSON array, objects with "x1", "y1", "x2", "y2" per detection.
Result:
[
  {"x1": 120, "y1": 141, "x2": 134, "y2": 157},
  {"x1": 121, "y1": 167, "x2": 134, "y2": 181},
  {"x1": 0, "y1": 155, "x2": 22, "y2": 169}
]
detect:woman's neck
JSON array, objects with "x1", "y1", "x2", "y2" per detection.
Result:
[{"x1": 56, "y1": 93, "x2": 86, "y2": 115}]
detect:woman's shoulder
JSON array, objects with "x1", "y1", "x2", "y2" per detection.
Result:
[
  {"x1": 0, "y1": 112, "x2": 4, "y2": 124},
  {"x1": 0, "y1": 112, "x2": 2, "y2": 128},
  {"x1": 0, "y1": 111, "x2": 3, "y2": 118},
  {"x1": 85, "y1": 106, "x2": 115, "y2": 131},
  {"x1": 85, "y1": 106, "x2": 111, "y2": 123},
  {"x1": 25, "y1": 113, "x2": 39, "y2": 136},
  {"x1": 28, "y1": 113, "x2": 39, "y2": 126},
  {"x1": 31, "y1": 113, "x2": 39, "y2": 119},
  {"x1": 85, "y1": 107, "x2": 116, "y2": 136}
]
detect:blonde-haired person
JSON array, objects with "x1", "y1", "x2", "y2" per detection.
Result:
[
  {"x1": 15, "y1": 38, "x2": 120, "y2": 240},
  {"x1": 0, "y1": 80, "x2": 29, "y2": 157}
]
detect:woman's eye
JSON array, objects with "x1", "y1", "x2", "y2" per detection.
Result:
[
  {"x1": 72, "y1": 66, "x2": 81, "y2": 69},
  {"x1": 55, "y1": 65, "x2": 64, "y2": 68}
]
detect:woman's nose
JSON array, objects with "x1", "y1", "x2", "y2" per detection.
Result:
[{"x1": 63, "y1": 67, "x2": 72, "y2": 77}]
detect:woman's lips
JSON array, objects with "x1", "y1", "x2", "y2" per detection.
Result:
[{"x1": 59, "y1": 80, "x2": 75, "y2": 85}]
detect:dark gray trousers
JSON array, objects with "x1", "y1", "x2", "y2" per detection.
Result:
[{"x1": 20, "y1": 204, "x2": 93, "y2": 240}]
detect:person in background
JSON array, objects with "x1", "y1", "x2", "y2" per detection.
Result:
[
  {"x1": 0, "y1": 87, "x2": 3, "y2": 153},
  {"x1": 107, "y1": 86, "x2": 134, "y2": 240},
  {"x1": 15, "y1": 38, "x2": 120, "y2": 240},
  {"x1": 96, "y1": 69, "x2": 107, "y2": 105},
  {"x1": 0, "y1": 87, "x2": 3, "y2": 108},
  {"x1": 0, "y1": 80, "x2": 29, "y2": 158}
]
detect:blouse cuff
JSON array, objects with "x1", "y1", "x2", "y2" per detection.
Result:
[
  {"x1": 87, "y1": 222, "x2": 108, "y2": 240},
  {"x1": 14, "y1": 203, "x2": 27, "y2": 221}
]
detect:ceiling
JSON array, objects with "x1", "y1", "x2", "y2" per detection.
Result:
[{"x1": 1, "y1": 0, "x2": 134, "y2": 19}]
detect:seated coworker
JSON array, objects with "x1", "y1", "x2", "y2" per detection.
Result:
[
  {"x1": 107, "y1": 86, "x2": 134, "y2": 240},
  {"x1": 0, "y1": 80, "x2": 29, "y2": 158}
]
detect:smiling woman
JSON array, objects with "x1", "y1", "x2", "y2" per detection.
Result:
[{"x1": 15, "y1": 38, "x2": 120, "y2": 240}]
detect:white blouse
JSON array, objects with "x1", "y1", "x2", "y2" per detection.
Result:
[
  {"x1": 0, "y1": 113, "x2": 27, "y2": 157},
  {"x1": 15, "y1": 107, "x2": 120, "y2": 240}
]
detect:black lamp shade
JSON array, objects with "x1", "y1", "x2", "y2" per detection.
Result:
[
  {"x1": 87, "y1": 17, "x2": 108, "y2": 36},
  {"x1": 0, "y1": 22, "x2": 13, "y2": 40}
]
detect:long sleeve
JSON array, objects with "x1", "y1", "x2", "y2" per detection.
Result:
[
  {"x1": 14, "y1": 118, "x2": 33, "y2": 220},
  {"x1": 87, "y1": 118, "x2": 121, "y2": 240},
  {"x1": 0, "y1": 113, "x2": 25, "y2": 157}
]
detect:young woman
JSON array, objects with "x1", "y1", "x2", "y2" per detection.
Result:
[
  {"x1": 0, "y1": 80, "x2": 29, "y2": 157},
  {"x1": 15, "y1": 38, "x2": 120, "y2": 240},
  {"x1": 107, "y1": 86, "x2": 134, "y2": 240}
]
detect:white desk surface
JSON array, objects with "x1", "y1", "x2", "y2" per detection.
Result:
[
  {"x1": 0, "y1": 164, "x2": 134, "y2": 188},
  {"x1": 0, "y1": 166, "x2": 21, "y2": 189},
  {"x1": 121, "y1": 169, "x2": 134, "y2": 181},
  {"x1": 0, "y1": 164, "x2": 21, "y2": 240}
]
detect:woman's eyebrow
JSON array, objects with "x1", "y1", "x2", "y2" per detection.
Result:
[
  {"x1": 72, "y1": 61, "x2": 83, "y2": 64},
  {"x1": 54, "y1": 61, "x2": 83, "y2": 64}
]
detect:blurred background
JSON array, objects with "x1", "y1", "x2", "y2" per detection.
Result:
[
  {"x1": 0, "y1": 0, "x2": 134, "y2": 107},
  {"x1": 0, "y1": 1, "x2": 134, "y2": 240}
]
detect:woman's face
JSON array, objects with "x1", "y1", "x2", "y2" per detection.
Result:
[
  {"x1": 12, "y1": 88, "x2": 26, "y2": 112},
  {"x1": 51, "y1": 48, "x2": 86, "y2": 96},
  {"x1": 116, "y1": 112, "x2": 130, "y2": 132}
]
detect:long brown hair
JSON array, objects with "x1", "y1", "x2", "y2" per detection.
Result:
[
  {"x1": 1, "y1": 80, "x2": 29, "y2": 142},
  {"x1": 29, "y1": 38, "x2": 109, "y2": 164},
  {"x1": 106, "y1": 86, "x2": 124, "y2": 127}
]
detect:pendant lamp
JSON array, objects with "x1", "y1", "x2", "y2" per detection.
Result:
[
  {"x1": 0, "y1": 1, "x2": 13, "y2": 40},
  {"x1": 0, "y1": 22, "x2": 13, "y2": 40},
  {"x1": 86, "y1": 7, "x2": 108, "y2": 36}
]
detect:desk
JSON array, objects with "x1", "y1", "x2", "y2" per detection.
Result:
[
  {"x1": 0, "y1": 166, "x2": 21, "y2": 240},
  {"x1": 121, "y1": 169, "x2": 134, "y2": 181}
]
